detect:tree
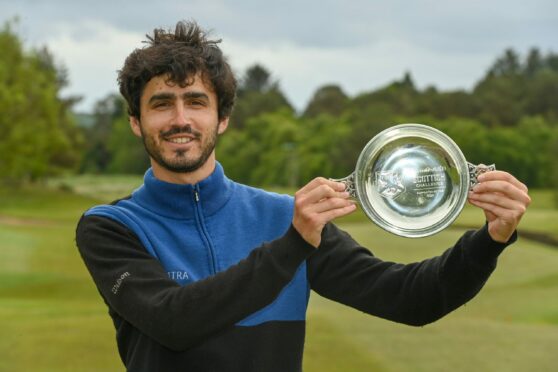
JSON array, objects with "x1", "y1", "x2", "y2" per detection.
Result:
[
  {"x1": 238, "y1": 64, "x2": 274, "y2": 94},
  {"x1": 302, "y1": 84, "x2": 349, "y2": 118},
  {"x1": 552, "y1": 133, "x2": 558, "y2": 207},
  {"x1": 428, "y1": 118, "x2": 491, "y2": 166},
  {"x1": 230, "y1": 64, "x2": 293, "y2": 129},
  {"x1": 472, "y1": 48, "x2": 558, "y2": 126},
  {"x1": 515, "y1": 117, "x2": 556, "y2": 187},
  {"x1": 524, "y1": 69, "x2": 558, "y2": 121},
  {"x1": 525, "y1": 48, "x2": 544, "y2": 77},
  {"x1": 218, "y1": 109, "x2": 300, "y2": 186},
  {"x1": 415, "y1": 88, "x2": 478, "y2": 120},
  {"x1": 474, "y1": 49, "x2": 526, "y2": 126},
  {"x1": 487, "y1": 48, "x2": 522, "y2": 77},
  {"x1": 107, "y1": 115, "x2": 150, "y2": 174},
  {"x1": 0, "y1": 20, "x2": 82, "y2": 183},
  {"x1": 80, "y1": 94, "x2": 125, "y2": 173},
  {"x1": 297, "y1": 114, "x2": 352, "y2": 182}
]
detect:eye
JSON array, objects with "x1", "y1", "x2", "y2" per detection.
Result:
[
  {"x1": 190, "y1": 99, "x2": 207, "y2": 107},
  {"x1": 152, "y1": 101, "x2": 171, "y2": 109}
]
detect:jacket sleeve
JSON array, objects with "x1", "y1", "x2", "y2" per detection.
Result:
[
  {"x1": 307, "y1": 223, "x2": 516, "y2": 326},
  {"x1": 75, "y1": 214, "x2": 315, "y2": 351}
]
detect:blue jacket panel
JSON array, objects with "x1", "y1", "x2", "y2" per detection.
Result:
[{"x1": 85, "y1": 162, "x2": 310, "y2": 325}]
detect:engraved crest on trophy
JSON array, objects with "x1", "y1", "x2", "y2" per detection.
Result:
[
  {"x1": 332, "y1": 123, "x2": 495, "y2": 238},
  {"x1": 375, "y1": 171, "x2": 405, "y2": 199}
]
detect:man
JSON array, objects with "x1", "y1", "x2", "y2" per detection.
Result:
[{"x1": 76, "y1": 21, "x2": 531, "y2": 372}]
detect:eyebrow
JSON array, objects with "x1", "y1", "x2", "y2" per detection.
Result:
[
  {"x1": 182, "y1": 91, "x2": 210, "y2": 101},
  {"x1": 148, "y1": 91, "x2": 210, "y2": 105}
]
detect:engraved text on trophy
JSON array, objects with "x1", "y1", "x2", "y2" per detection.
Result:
[{"x1": 413, "y1": 166, "x2": 447, "y2": 199}]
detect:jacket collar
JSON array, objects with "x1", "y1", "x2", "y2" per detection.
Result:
[{"x1": 133, "y1": 162, "x2": 233, "y2": 219}]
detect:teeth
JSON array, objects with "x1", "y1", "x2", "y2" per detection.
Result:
[{"x1": 168, "y1": 137, "x2": 192, "y2": 144}]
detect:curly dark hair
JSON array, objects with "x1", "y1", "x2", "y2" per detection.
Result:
[{"x1": 118, "y1": 20, "x2": 237, "y2": 120}]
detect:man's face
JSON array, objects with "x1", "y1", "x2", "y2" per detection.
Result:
[{"x1": 130, "y1": 74, "x2": 228, "y2": 175}]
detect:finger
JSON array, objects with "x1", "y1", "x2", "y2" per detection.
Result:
[
  {"x1": 296, "y1": 177, "x2": 345, "y2": 196},
  {"x1": 468, "y1": 198, "x2": 524, "y2": 222},
  {"x1": 472, "y1": 180, "x2": 531, "y2": 205},
  {"x1": 468, "y1": 191, "x2": 527, "y2": 212},
  {"x1": 317, "y1": 203, "x2": 357, "y2": 223},
  {"x1": 311, "y1": 196, "x2": 355, "y2": 214},
  {"x1": 484, "y1": 209, "x2": 497, "y2": 221},
  {"x1": 300, "y1": 183, "x2": 347, "y2": 205},
  {"x1": 477, "y1": 171, "x2": 528, "y2": 193}
]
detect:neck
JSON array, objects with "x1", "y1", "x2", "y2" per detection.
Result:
[{"x1": 151, "y1": 154, "x2": 217, "y2": 185}]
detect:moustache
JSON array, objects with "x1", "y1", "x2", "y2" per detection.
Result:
[{"x1": 160, "y1": 125, "x2": 202, "y2": 139}]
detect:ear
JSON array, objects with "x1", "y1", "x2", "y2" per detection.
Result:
[
  {"x1": 217, "y1": 117, "x2": 229, "y2": 135},
  {"x1": 129, "y1": 116, "x2": 142, "y2": 138}
]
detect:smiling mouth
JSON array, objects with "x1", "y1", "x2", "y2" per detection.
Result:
[
  {"x1": 161, "y1": 126, "x2": 201, "y2": 145},
  {"x1": 167, "y1": 137, "x2": 194, "y2": 144}
]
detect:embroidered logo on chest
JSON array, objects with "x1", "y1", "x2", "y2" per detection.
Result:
[{"x1": 167, "y1": 270, "x2": 190, "y2": 283}]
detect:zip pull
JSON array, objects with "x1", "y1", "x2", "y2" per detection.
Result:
[{"x1": 194, "y1": 190, "x2": 200, "y2": 202}]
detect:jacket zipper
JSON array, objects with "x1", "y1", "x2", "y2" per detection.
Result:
[{"x1": 193, "y1": 185, "x2": 217, "y2": 274}]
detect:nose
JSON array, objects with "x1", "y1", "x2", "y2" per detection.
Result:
[{"x1": 173, "y1": 102, "x2": 190, "y2": 126}]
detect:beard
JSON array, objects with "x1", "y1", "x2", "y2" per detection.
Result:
[{"x1": 140, "y1": 123, "x2": 219, "y2": 174}]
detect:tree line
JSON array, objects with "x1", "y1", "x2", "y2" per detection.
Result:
[
  {"x1": 0, "y1": 21, "x2": 82, "y2": 183},
  {"x1": 1, "y1": 21, "x2": 557, "y2": 192}
]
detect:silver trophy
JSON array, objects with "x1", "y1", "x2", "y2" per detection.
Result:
[{"x1": 332, "y1": 123, "x2": 495, "y2": 238}]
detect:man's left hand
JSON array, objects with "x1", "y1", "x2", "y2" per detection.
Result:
[{"x1": 468, "y1": 170, "x2": 531, "y2": 243}]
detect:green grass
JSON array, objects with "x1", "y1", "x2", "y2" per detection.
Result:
[
  {"x1": 46, "y1": 173, "x2": 144, "y2": 203},
  {"x1": 454, "y1": 189, "x2": 558, "y2": 240},
  {"x1": 0, "y1": 178, "x2": 557, "y2": 371},
  {"x1": 305, "y1": 225, "x2": 558, "y2": 371},
  {"x1": 0, "y1": 189, "x2": 121, "y2": 371}
]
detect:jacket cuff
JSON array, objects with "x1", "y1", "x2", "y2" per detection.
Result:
[
  {"x1": 467, "y1": 223, "x2": 517, "y2": 264},
  {"x1": 266, "y1": 225, "x2": 316, "y2": 277}
]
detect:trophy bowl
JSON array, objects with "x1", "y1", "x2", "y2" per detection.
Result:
[{"x1": 333, "y1": 124, "x2": 494, "y2": 238}]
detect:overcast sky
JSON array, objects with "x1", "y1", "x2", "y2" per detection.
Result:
[{"x1": 2, "y1": 0, "x2": 557, "y2": 113}]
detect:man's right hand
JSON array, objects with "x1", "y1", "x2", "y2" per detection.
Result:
[{"x1": 292, "y1": 177, "x2": 357, "y2": 248}]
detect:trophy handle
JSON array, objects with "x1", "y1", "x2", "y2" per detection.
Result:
[
  {"x1": 329, "y1": 173, "x2": 357, "y2": 199},
  {"x1": 467, "y1": 162, "x2": 496, "y2": 190}
]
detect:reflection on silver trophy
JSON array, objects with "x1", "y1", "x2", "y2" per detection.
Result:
[{"x1": 332, "y1": 123, "x2": 495, "y2": 238}]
